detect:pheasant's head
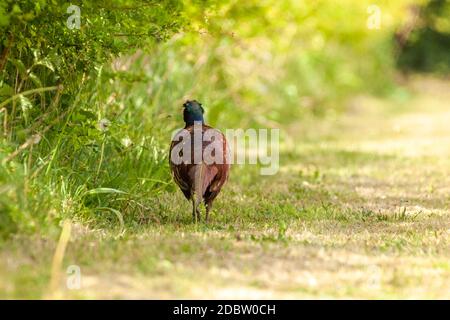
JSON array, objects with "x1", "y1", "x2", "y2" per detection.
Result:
[{"x1": 183, "y1": 100, "x2": 204, "y2": 126}]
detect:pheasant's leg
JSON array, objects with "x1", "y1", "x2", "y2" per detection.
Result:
[
  {"x1": 192, "y1": 198, "x2": 197, "y2": 224},
  {"x1": 205, "y1": 202, "x2": 212, "y2": 224}
]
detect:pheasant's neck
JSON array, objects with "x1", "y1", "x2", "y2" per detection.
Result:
[{"x1": 184, "y1": 115, "x2": 204, "y2": 127}]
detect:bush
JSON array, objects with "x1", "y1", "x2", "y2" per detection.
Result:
[{"x1": 396, "y1": 0, "x2": 450, "y2": 74}]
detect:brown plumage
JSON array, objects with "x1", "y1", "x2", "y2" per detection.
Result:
[{"x1": 169, "y1": 100, "x2": 230, "y2": 222}]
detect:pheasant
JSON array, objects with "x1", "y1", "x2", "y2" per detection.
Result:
[{"x1": 169, "y1": 100, "x2": 230, "y2": 223}]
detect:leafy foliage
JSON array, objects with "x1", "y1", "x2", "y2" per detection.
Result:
[{"x1": 397, "y1": 0, "x2": 450, "y2": 73}]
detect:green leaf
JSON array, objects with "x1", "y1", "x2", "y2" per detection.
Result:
[
  {"x1": 9, "y1": 58, "x2": 27, "y2": 77},
  {"x1": 12, "y1": 4, "x2": 21, "y2": 14},
  {"x1": 32, "y1": 49, "x2": 41, "y2": 61},
  {"x1": 79, "y1": 109, "x2": 97, "y2": 120},
  {"x1": 35, "y1": 58, "x2": 55, "y2": 72},
  {"x1": 18, "y1": 94, "x2": 32, "y2": 124},
  {"x1": 0, "y1": 84, "x2": 14, "y2": 97},
  {"x1": 28, "y1": 73, "x2": 42, "y2": 87},
  {"x1": 85, "y1": 187, "x2": 128, "y2": 195},
  {"x1": 18, "y1": 95, "x2": 32, "y2": 110}
]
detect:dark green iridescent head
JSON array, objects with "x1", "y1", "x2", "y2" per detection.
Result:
[{"x1": 183, "y1": 100, "x2": 204, "y2": 126}]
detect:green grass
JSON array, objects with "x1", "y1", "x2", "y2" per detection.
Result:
[{"x1": 0, "y1": 76, "x2": 449, "y2": 299}]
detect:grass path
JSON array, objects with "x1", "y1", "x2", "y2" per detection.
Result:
[{"x1": 1, "y1": 76, "x2": 449, "y2": 299}]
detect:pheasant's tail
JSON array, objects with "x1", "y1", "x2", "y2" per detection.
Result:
[{"x1": 193, "y1": 162, "x2": 206, "y2": 207}]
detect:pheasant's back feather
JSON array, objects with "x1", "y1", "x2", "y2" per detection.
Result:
[{"x1": 169, "y1": 124, "x2": 230, "y2": 206}]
